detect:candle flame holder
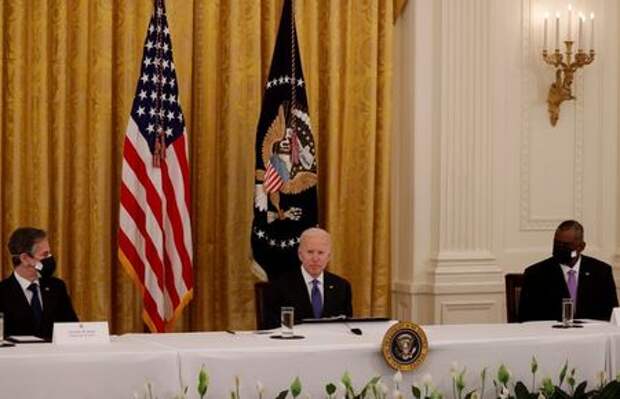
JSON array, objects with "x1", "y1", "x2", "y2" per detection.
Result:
[{"x1": 542, "y1": 41, "x2": 594, "y2": 126}]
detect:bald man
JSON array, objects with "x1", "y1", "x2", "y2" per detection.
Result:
[
  {"x1": 265, "y1": 227, "x2": 352, "y2": 329},
  {"x1": 519, "y1": 220, "x2": 618, "y2": 322}
]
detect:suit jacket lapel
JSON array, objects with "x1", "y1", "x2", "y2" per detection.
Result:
[
  {"x1": 322, "y1": 272, "x2": 337, "y2": 316},
  {"x1": 576, "y1": 257, "x2": 592, "y2": 316},
  {"x1": 40, "y1": 279, "x2": 54, "y2": 322},
  {"x1": 294, "y1": 270, "x2": 314, "y2": 318},
  {"x1": 9, "y1": 274, "x2": 32, "y2": 315}
]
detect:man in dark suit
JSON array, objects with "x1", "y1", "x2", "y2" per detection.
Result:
[
  {"x1": 0, "y1": 227, "x2": 78, "y2": 339},
  {"x1": 519, "y1": 220, "x2": 618, "y2": 322},
  {"x1": 265, "y1": 227, "x2": 352, "y2": 329}
]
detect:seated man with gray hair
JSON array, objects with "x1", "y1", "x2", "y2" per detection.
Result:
[
  {"x1": 519, "y1": 220, "x2": 618, "y2": 322},
  {"x1": 265, "y1": 227, "x2": 352, "y2": 329}
]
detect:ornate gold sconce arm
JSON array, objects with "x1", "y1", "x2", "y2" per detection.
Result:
[{"x1": 542, "y1": 41, "x2": 594, "y2": 126}]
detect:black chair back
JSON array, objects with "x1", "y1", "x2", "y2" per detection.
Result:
[
  {"x1": 505, "y1": 273, "x2": 524, "y2": 323},
  {"x1": 254, "y1": 281, "x2": 272, "y2": 330}
]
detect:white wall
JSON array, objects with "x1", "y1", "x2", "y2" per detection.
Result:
[{"x1": 391, "y1": 0, "x2": 620, "y2": 324}]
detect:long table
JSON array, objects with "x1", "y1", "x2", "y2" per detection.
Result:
[
  {"x1": 1, "y1": 321, "x2": 619, "y2": 398},
  {"x1": 123, "y1": 321, "x2": 620, "y2": 398}
]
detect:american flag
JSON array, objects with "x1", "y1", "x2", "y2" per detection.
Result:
[
  {"x1": 118, "y1": 0, "x2": 193, "y2": 333},
  {"x1": 264, "y1": 155, "x2": 288, "y2": 193}
]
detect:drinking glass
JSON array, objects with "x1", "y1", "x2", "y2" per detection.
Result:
[
  {"x1": 0, "y1": 312, "x2": 4, "y2": 342},
  {"x1": 280, "y1": 306, "x2": 294, "y2": 337},
  {"x1": 562, "y1": 298, "x2": 574, "y2": 327}
]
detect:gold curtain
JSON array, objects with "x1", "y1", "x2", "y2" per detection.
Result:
[{"x1": 0, "y1": 0, "x2": 406, "y2": 333}]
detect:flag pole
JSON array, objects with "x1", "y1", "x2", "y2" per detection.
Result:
[{"x1": 290, "y1": 0, "x2": 297, "y2": 113}]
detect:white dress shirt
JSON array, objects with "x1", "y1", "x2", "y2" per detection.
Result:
[
  {"x1": 14, "y1": 272, "x2": 44, "y2": 310},
  {"x1": 300, "y1": 266, "x2": 324, "y2": 304}
]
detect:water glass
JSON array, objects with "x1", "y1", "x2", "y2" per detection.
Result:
[
  {"x1": 0, "y1": 312, "x2": 4, "y2": 342},
  {"x1": 280, "y1": 306, "x2": 294, "y2": 337},
  {"x1": 562, "y1": 298, "x2": 574, "y2": 327}
]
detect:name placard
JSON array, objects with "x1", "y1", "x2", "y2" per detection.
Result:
[
  {"x1": 53, "y1": 322, "x2": 110, "y2": 345},
  {"x1": 611, "y1": 308, "x2": 620, "y2": 326}
]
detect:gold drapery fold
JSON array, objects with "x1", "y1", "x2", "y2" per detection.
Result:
[{"x1": 0, "y1": 0, "x2": 403, "y2": 333}]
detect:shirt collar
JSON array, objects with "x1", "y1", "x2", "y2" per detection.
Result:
[
  {"x1": 300, "y1": 265, "x2": 324, "y2": 286},
  {"x1": 14, "y1": 272, "x2": 39, "y2": 291},
  {"x1": 560, "y1": 255, "x2": 582, "y2": 276}
]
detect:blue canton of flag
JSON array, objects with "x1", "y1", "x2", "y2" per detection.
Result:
[{"x1": 131, "y1": 4, "x2": 185, "y2": 159}]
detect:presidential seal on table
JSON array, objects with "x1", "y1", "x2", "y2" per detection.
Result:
[{"x1": 382, "y1": 321, "x2": 428, "y2": 371}]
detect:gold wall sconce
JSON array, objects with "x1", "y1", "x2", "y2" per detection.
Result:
[{"x1": 542, "y1": 5, "x2": 595, "y2": 126}]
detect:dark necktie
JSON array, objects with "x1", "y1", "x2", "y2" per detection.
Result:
[
  {"x1": 311, "y1": 279, "x2": 323, "y2": 319},
  {"x1": 28, "y1": 283, "x2": 43, "y2": 329}
]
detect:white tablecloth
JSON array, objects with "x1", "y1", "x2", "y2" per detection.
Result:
[
  {"x1": 2, "y1": 321, "x2": 620, "y2": 399},
  {"x1": 0, "y1": 337, "x2": 181, "y2": 399},
  {"x1": 123, "y1": 320, "x2": 620, "y2": 398}
]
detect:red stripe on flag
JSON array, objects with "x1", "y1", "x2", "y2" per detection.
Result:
[
  {"x1": 161, "y1": 157, "x2": 193, "y2": 290},
  {"x1": 118, "y1": 230, "x2": 165, "y2": 332},
  {"x1": 122, "y1": 137, "x2": 164, "y2": 228},
  {"x1": 172, "y1": 135, "x2": 191, "y2": 211},
  {"x1": 120, "y1": 183, "x2": 166, "y2": 292}
]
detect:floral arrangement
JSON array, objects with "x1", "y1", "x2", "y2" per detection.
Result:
[{"x1": 134, "y1": 359, "x2": 620, "y2": 399}]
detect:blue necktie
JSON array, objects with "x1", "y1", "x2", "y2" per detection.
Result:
[
  {"x1": 311, "y1": 279, "x2": 323, "y2": 318},
  {"x1": 28, "y1": 283, "x2": 43, "y2": 329}
]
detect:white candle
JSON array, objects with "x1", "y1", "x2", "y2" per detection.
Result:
[
  {"x1": 555, "y1": 12, "x2": 560, "y2": 49},
  {"x1": 567, "y1": 4, "x2": 573, "y2": 40},
  {"x1": 544, "y1": 13, "x2": 549, "y2": 50},
  {"x1": 590, "y1": 12, "x2": 595, "y2": 50},
  {"x1": 578, "y1": 14, "x2": 584, "y2": 50}
]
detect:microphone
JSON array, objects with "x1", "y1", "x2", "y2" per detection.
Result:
[{"x1": 341, "y1": 317, "x2": 362, "y2": 335}]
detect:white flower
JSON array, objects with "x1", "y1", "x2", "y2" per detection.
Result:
[
  {"x1": 393, "y1": 370, "x2": 403, "y2": 384},
  {"x1": 392, "y1": 389, "x2": 403, "y2": 399},
  {"x1": 422, "y1": 373, "x2": 433, "y2": 387},
  {"x1": 450, "y1": 361, "x2": 459, "y2": 373},
  {"x1": 470, "y1": 391, "x2": 479, "y2": 399},
  {"x1": 337, "y1": 382, "x2": 347, "y2": 396},
  {"x1": 499, "y1": 385, "x2": 510, "y2": 399},
  {"x1": 378, "y1": 381, "x2": 389, "y2": 396},
  {"x1": 256, "y1": 380, "x2": 264, "y2": 395},
  {"x1": 597, "y1": 370, "x2": 608, "y2": 385},
  {"x1": 537, "y1": 393, "x2": 546, "y2": 399}
]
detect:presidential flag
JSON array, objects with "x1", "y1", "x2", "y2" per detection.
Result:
[
  {"x1": 251, "y1": 0, "x2": 318, "y2": 281},
  {"x1": 118, "y1": 0, "x2": 193, "y2": 333}
]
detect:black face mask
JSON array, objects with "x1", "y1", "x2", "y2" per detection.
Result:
[
  {"x1": 553, "y1": 245, "x2": 577, "y2": 265},
  {"x1": 35, "y1": 256, "x2": 57, "y2": 278}
]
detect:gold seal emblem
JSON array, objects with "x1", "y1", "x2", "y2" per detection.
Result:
[{"x1": 382, "y1": 321, "x2": 428, "y2": 371}]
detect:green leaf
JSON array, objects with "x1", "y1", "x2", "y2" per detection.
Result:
[
  {"x1": 411, "y1": 385, "x2": 421, "y2": 399},
  {"x1": 598, "y1": 381, "x2": 620, "y2": 399},
  {"x1": 326, "y1": 383, "x2": 337, "y2": 396},
  {"x1": 368, "y1": 376, "x2": 381, "y2": 386},
  {"x1": 274, "y1": 389, "x2": 289, "y2": 399},
  {"x1": 290, "y1": 377, "x2": 302, "y2": 398},
  {"x1": 197, "y1": 365, "x2": 209, "y2": 399},
  {"x1": 531, "y1": 356, "x2": 538, "y2": 375},
  {"x1": 553, "y1": 387, "x2": 571, "y2": 399},
  {"x1": 497, "y1": 364, "x2": 510, "y2": 385},
  {"x1": 558, "y1": 361, "x2": 568, "y2": 387},
  {"x1": 541, "y1": 377, "x2": 555, "y2": 396},
  {"x1": 341, "y1": 371, "x2": 353, "y2": 389},
  {"x1": 463, "y1": 389, "x2": 478, "y2": 399},
  {"x1": 514, "y1": 381, "x2": 530, "y2": 399},
  {"x1": 574, "y1": 381, "x2": 588, "y2": 398}
]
